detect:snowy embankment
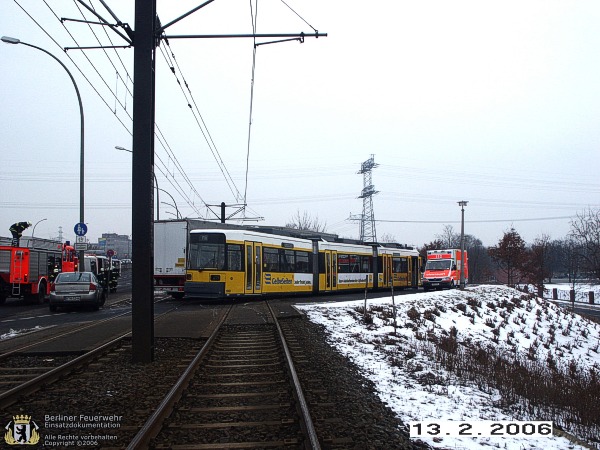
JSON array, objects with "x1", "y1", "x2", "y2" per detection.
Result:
[{"x1": 297, "y1": 285, "x2": 600, "y2": 450}]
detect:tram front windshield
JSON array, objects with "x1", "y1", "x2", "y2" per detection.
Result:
[
  {"x1": 189, "y1": 233, "x2": 226, "y2": 270},
  {"x1": 425, "y1": 259, "x2": 452, "y2": 271}
]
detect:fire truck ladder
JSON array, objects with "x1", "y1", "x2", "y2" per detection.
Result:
[{"x1": 12, "y1": 250, "x2": 24, "y2": 296}]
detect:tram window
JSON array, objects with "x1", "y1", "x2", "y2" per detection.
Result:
[
  {"x1": 349, "y1": 255, "x2": 360, "y2": 273},
  {"x1": 280, "y1": 250, "x2": 295, "y2": 273},
  {"x1": 361, "y1": 255, "x2": 372, "y2": 272},
  {"x1": 338, "y1": 254, "x2": 361, "y2": 273},
  {"x1": 401, "y1": 258, "x2": 408, "y2": 272},
  {"x1": 227, "y1": 244, "x2": 242, "y2": 271},
  {"x1": 337, "y1": 254, "x2": 349, "y2": 273},
  {"x1": 295, "y1": 251, "x2": 310, "y2": 273},
  {"x1": 188, "y1": 233, "x2": 226, "y2": 270},
  {"x1": 263, "y1": 248, "x2": 279, "y2": 272},
  {"x1": 393, "y1": 258, "x2": 409, "y2": 273},
  {"x1": 189, "y1": 243, "x2": 225, "y2": 270}
]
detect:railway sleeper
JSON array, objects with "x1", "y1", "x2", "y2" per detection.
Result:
[
  {"x1": 168, "y1": 419, "x2": 297, "y2": 429},
  {"x1": 179, "y1": 403, "x2": 291, "y2": 413}
]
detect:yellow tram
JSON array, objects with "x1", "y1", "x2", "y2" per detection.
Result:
[{"x1": 185, "y1": 229, "x2": 421, "y2": 298}]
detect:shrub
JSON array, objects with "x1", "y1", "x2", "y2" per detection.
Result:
[{"x1": 407, "y1": 307, "x2": 421, "y2": 322}]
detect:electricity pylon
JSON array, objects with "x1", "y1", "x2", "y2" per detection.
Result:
[{"x1": 352, "y1": 154, "x2": 378, "y2": 242}]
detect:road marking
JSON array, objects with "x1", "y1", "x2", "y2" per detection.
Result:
[{"x1": 1, "y1": 313, "x2": 67, "y2": 323}]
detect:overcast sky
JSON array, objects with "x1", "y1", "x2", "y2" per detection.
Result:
[{"x1": 1, "y1": 0, "x2": 599, "y2": 249}]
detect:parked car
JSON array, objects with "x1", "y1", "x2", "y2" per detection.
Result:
[{"x1": 49, "y1": 272, "x2": 106, "y2": 311}]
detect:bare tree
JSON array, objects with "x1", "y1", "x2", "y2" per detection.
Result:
[
  {"x1": 418, "y1": 239, "x2": 446, "y2": 261},
  {"x1": 436, "y1": 225, "x2": 460, "y2": 248},
  {"x1": 379, "y1": 233, "x2": 397, "y2": 243},
  {"x1": 569, "y1": 208, "x2": 600, "y2": 281},
  {"x1": 285, "y1": 210, "x2": 327, "y2": 232},
  {"x1": 523, "y1": 233, "x2": 552, "y2": 295}
]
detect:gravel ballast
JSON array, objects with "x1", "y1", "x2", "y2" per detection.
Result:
[{"x1": 3, "y1": 317, "x2": 429, "y2": 449}]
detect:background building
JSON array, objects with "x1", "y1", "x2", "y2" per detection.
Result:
[{"x1": 96, "y1": 233, "x2": 131, "y2": 259}]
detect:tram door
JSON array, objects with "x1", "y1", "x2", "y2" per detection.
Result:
[
  {"x1": 324, "y1": 250, "x2": 338, "y2": 291},
  {"x1": 411, "y1": 256, "x2": 420, "y2": 287},
  {"x1": 244, "y1": 242, "x2": 262, "y2": 295},
  {"x1": 382, "y1": 254, "x2": 393, "y2": 287}
]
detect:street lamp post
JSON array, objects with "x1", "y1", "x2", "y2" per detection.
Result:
[
  {"x1": 3, "y1": 36, "x2": 85, "y2": 269},
  {"x1": 458, "y1": 200, "x2": 468, "y2": 289},
  {"x1": 115, "y1": 146, "x2": 160, "y2": 220},
  {"x1": 31, "y1": 218, "x2": 48, "y2": 240}
]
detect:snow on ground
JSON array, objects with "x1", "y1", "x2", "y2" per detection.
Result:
[
  {"x1": 0, "y1": 325, "x2": 52, "y2": 340},
  {"x1": 297, "y1": 285, "x2": 600, "y2": 450}
]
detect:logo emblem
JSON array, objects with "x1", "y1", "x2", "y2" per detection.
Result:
[{"x1": 4, "y1": 415, "x2": 40, "y2": 445}]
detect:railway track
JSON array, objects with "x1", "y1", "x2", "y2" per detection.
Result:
[
  {"x1": 0, "y1": 299, "x2": 422, "y2": 449},
  {"x1": 129, "y1": 302, "x2": 323, "y2": 449},
  {"x1": 0, "y1": 297, "x2": 182, "y2": 408}
]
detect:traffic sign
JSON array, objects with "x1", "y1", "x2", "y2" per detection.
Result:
[
  {"x1": 76, "y1": 236, "x2": 86, "y2": 244},
  {"x1": 74, "y1": 243, "x2": 88, "y2": 251},
  {"x1": 74, "y1": 223, "x2": 88, "y2": 236},
  {"x1": 107, "y1": 249, "x2": 115, "y2": 258}
]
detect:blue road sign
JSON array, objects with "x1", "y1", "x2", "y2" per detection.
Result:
[{"x1": 74, "y1": 223, "x2": 88, "y2": 236}]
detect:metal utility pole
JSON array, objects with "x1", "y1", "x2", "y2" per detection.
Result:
[
  {"x1": 357, "y1": 155, "x2": 378, "y2": 242},
  {"x1": 458, "y1": 200, "x2": 468, "y2": 289},
  {"x1": 131, "y1": 0, "x2": 157, "y2": 363},
  {"x1": 127, "y1": 1, "x2": 325, "y2": 363}
]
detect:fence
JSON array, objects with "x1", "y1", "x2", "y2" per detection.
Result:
[{"x1": 520, "y1": 284, "x2": 596, "y2": 305}]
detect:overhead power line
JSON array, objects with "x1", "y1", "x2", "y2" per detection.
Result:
[{"x1": 375, "y1": 216, "x2": 575, "y2": 224}]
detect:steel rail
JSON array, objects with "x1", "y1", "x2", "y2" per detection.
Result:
[
  {"x1": 0, "y1": 296, "x2": 170, "y2": 360},
  {"x1": 127, "y1": 305, "x2": 232, "y2": 450},
  {"x1": 0, "y1": 334, "x2": 127, "y2": 409},
  {"x1": 267, "y1": 301, "x2": 321, "y2": 450},
  {"x1": 0, "y1": 301, "x2": 183, "y2": 408}
]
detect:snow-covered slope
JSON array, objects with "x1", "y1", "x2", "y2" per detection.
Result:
[{"x1": 297, "y1": 285, "x2": 600, "y2": 450}]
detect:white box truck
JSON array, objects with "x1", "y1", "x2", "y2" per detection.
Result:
[
  {"x1": 154, "y1": 220, "x2": 191, "y2": 299},
  {"x1": 154, "y1": 219, "x2": 225, "y2": 298}
]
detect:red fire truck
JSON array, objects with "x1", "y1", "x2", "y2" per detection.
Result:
[
  {"x1": 422, "y1": 249, "x2": 468, "y2": 290},
  {"x1": 0, "y1": 237, "x2": 78, "y2": 304}
]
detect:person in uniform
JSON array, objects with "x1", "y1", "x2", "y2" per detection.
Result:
[{"x1": 9, "y1": 221, "x2": 31, "y2": 247}]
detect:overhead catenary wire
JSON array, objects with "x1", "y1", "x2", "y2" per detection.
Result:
[
  {"x1": 72, "y1": 0, "x2": 196, "y2": 206},
  {"x1": 59, "y1": 2, "x2": 205, "y2": 215},
  {"x1": 279, "y1": 0, "x2": 317, "y2": 32},
  {"x1": 53, "y1": 1, "x2": 324, "y2": 220},
  {"x1": 89, "y1": 0, "x2": 133, "y2": 110},
  {"x1": 16, "y1": 0, "x2": 210, "y2": 216},
  {"x1": 71, "y1": 0, "x2": 128, "y2": 112},
  {"x1": 157, "y1": 42, "x2": 243, "y2": 203},
  {"x1": 12, "y1": 0, "x2": 131, "y2": 134},
  {"x1": 244, "y1": 0, "x2": 259, "y2": 214}
]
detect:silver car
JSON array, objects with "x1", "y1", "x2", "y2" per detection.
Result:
[{"x1": 49, "y1": 272, "x2": 106, "y2": 311}]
